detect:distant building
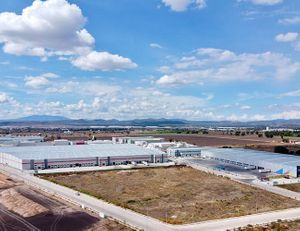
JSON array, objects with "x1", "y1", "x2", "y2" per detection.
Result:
[
  {"x1": 0, "y1": 135, "x2": 44, "y2": 146},
  {"x1": 53, "y1": 139, "x2": 70, "y2": 146},
  {"x1": 167, "y1": 147, "x2": 201, "y2": 157},
  {"x1": 112, "y1": 136, "x2": 164, "y2": 144}
]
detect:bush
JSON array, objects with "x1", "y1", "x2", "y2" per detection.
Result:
[{"x1": 274, "y1": 146, "x2": 289, "y2": 154}]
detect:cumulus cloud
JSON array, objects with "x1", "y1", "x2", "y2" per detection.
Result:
[
  {"x1": 0, "y1": 0, "x2": 92, "y2": 58},
  {"x1": 24, "y1": 73, "x2": 59, "y2": 89},
  {"x1": 0, "y1": 92, "x2": 11, "y2": 104},
  {"x1": 1, "y1": 85, "x2": 300, "y2": 121},
  {"x1": 71, "y1": 51, "x2": 137, "y2": 71},
  {"x1": 1, "y1": 83, "x2": 216, "y2": 120},
  {"x1": 162, "y1": 0, "x2": 206, "y2": 12},
  {"x1": 271, "y1": 110, "x2": 300, "y2": 120},
  {"x1": 156, "y1": 48, "x2": 300, "y2": 86},
  {"x1": 0, "y1": 0, "x2": 137, "y2": 71},
  {"x1": 275, "y1": 32, "x2": 298, "y2": 42}
]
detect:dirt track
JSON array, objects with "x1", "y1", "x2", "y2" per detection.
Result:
[{"x1": 0, "y1": 173, "x2": 130, "y2": 231}]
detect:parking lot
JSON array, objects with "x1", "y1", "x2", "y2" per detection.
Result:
[{"x1": 184, "y1": 157, "x2": 275, "y2": 180}]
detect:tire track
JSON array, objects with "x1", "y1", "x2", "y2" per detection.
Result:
[
  {"x1": 0, "y1": 214, "x2": 7, "y2": 231},
  {"x1": 50, "y1": 210, "x2": 63, "y2": 231},
  {"x1": 0, "y1": 207, "x2": 40, "y2": 231}
]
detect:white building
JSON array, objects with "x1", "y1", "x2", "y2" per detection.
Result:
[
  {"x1": 112, "y1": 136, "x2": 164, "y2": 144},
  {"x1": 53, "y1": 139, "x2": 70, "y2": 146},
  {"x1": 0, "y1": 135, "x2": 44, "y2": 146},
  {"x1": 167, "y1": 147, "x2": 202, "y2": 157},
  {"x1": 201, "y1": 147, "x2": 300, "y2": 178},
  {"x1": 0, "y1": 144, "x2": 167, "y2": 171}
]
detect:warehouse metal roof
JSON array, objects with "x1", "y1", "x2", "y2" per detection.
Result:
[
  {"x1": 0, "y1": 136, "x2": 43, "y2": 144},
  {"x1": 0, "y1": 144, "x2": 164, "y2": 160},
  {"x1": 201, "y1": 147, "x2": 300, "y2": 167}
]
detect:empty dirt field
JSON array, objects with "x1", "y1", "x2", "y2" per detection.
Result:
[
  {"x1": 155, "y1": 134, "x2": 275, "y2": 147},
  {"x1": 41, "y1": 166, "x2": 300, "y2": 224},
  {"x1": 0, "y1": 173, "x2": 130, "y2": 231}
]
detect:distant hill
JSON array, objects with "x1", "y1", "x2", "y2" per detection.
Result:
[{"x1": 13, "y1": 115, "x2": 70, "y2": 122}]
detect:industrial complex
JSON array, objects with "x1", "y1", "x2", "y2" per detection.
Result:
[
  {"x1": 202, "y1": 147, "x2": 300, "y2": 178},
  {"x1": 1, "y1": 135, "x2": 300, "y2": 178}
]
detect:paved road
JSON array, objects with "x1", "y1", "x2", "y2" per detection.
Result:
[{"x1": 2, "y1": 165, "x2": 300, "y2": 231}]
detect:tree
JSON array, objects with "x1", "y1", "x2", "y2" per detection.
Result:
[
  {"x1": 274, "y1": 146, "x2": 289, "y2": 154},
  {"x1": 265, "y1": 132, "x2": 274, "y2": 138}
]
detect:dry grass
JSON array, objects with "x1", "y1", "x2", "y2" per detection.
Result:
[
  {"x1": 41, "y1": 166, "x2": 300, "y2": 224},
  {"x1": 235, "y1": 219, "x2": 300, "y2": 231},
  {"x1": 85, "y1": 219, "x2": 132, "y2": 231},
  {"x1": 278, "y1": 184, "x2": 300, "y2": 192}
]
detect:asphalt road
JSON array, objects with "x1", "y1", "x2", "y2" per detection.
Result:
[{"x1": 2, "y1": 165, "x2": 300, "y2": 231}]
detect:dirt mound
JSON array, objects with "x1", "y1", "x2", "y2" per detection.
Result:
[
  {"x1": 0, "y1": 188, "x2": 48, "y2": 217},
  {"x1": 0, "y1": 174, "x2": 16, "y2": 189}
]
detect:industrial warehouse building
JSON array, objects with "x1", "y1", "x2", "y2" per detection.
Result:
[
  {"x1": 112, "y1": 136, "x2": 164, "y2": 144},
  {"x1": 0, "y1": 144, "x2": 167, "y2": 171},
  {"x1": 0, "y1": 135, "x2": 44, "y2": 146},
  {"x1": 201, "y1": 147, "x2": 300, "y2": 178},
  {"x1": 168, "y1": 147, "x2": 202, "y2": 157}
]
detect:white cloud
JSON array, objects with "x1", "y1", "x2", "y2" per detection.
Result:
[
  {"x1": 0, "y1": 85, "x2": 215, "y2": 120},
  {"x1": 156, "y1": 48, "x2": 300, "y2": 86},
  {"x1": 156, "y1": 75, "x2": 182, "y2": 85},
  {"x1": 240, "y1": 105, "x2": 251, "y2": 110},
  {"x1": 2, "y1": 86, "x2": 300, "y2": 121},
  {"x1": 156, "y1": 70, "x2": 209, "y2": 85},
  {"x1": 24, "y1": 73, "x2": 59, "y2": 89},
  {"x1": 0, "y1": 0, "x2": 92, "y2": 59},
  {"x1": 271, "y1": 110, "x2": 300, "y2": 120},
  {"x1": 279, "y1": 16, "x2": 300, "y2": 25},
  {"x1": 150, "y1": 43, "x2": 163, "y2": 49},
  {"x1": 0, "y1": 0, "x2": 137, "y2": 71},
  {"x1": 249, "y1": 0, "x2": 283, "y2": 5},
  {"x1": 162, "y1": 0, "x2": 206, "y2": 12},
  {"x1": 275, "y1": 32, "x2": 298, "y2": 42},
  {"x1": 71, "y1": 51, "x2": 137, "y2": 71},
  {"x1": 0, "y1": 93, "x2": 11, "y2": 104},
  {"x1": 158, "y1": 66, "x2": 172, "y2": 74},
  {"x1": 280, "y1": 89, "x2": 300, "y2": 97}
]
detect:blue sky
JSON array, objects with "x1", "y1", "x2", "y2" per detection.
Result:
[{"x1": 0, "y1": 0, "x2": 300, "y2": 120}]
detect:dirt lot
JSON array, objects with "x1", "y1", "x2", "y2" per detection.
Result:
[
  {"x1": 244, "y1": 144, "x2": 300, "y2": 154},
  {"x1": 155, "y1": 134, "x2": 275, "y2": 147},
  {"x1": 41, "y1": 166, "x2": 300, "y2": 224},
  {"x1": 0, "y1": 173, "x2": 130, "y2": 231},
  {"x1": 278, "y1": 184, "x2": 300, "y2": 192},
  {"x1": 235, "y1": 219, "x2": 300, "y2": 231}
]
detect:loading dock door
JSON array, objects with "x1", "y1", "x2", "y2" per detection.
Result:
[{"x1": 297, "y1": 166, "x2": 300, "y2": 178}]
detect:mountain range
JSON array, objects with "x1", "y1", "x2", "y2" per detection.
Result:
[{"x1": 0, "y1": 115, "x2": 299, "y2": 128}]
